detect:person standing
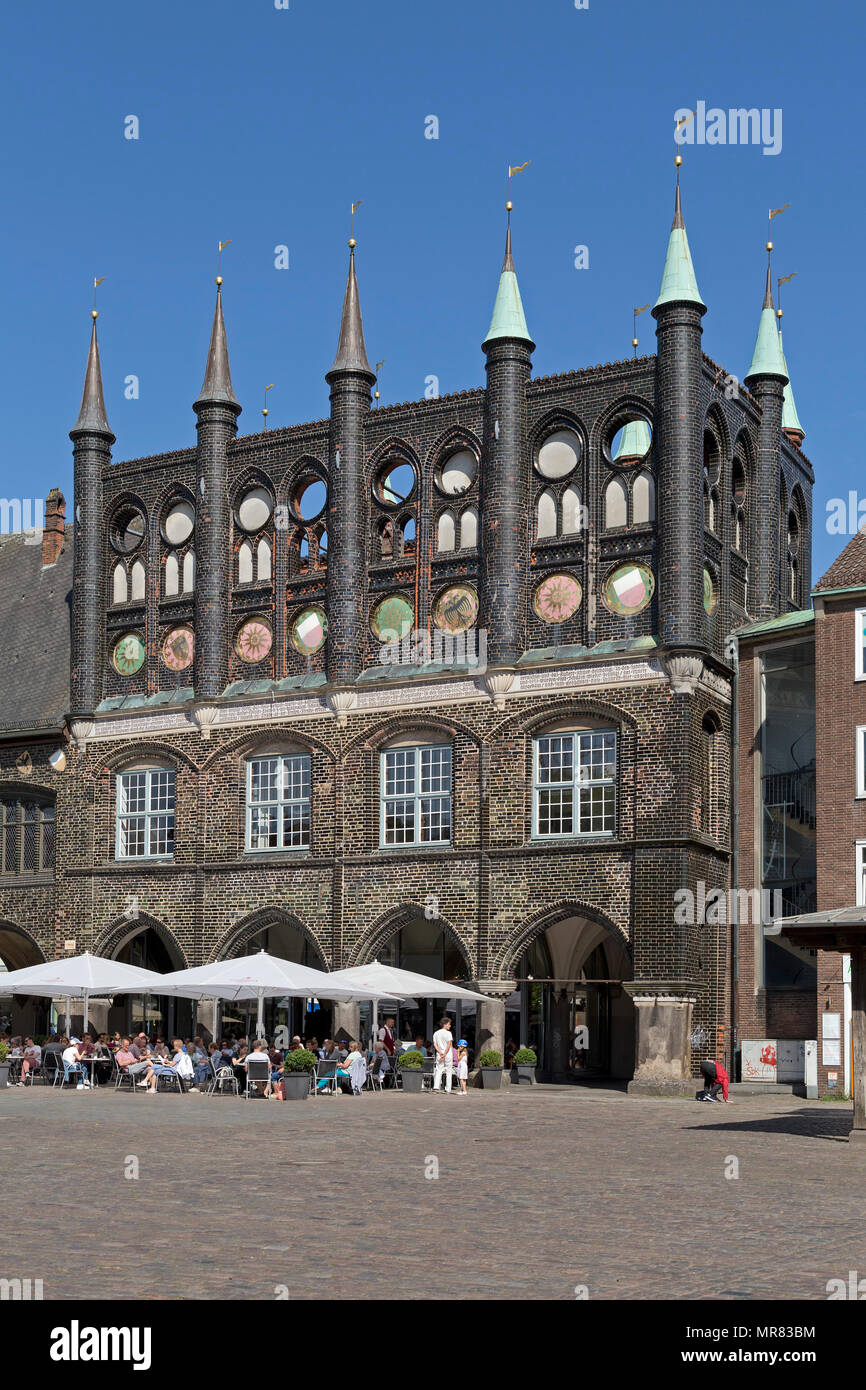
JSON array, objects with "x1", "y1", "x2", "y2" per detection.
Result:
[
  {"x1": 455, "y1": 1040, "x2": 469, "y2": 1096},
  {"x1": 432, "y1": 1016, "x2": 454, "y2": 1093},
  {"x1": 378, "y1": 1017, "x2": 396, "y2": 1056},
  {"x1": 698, "y1": 1058, "x2": 731, "y2": 1103}
]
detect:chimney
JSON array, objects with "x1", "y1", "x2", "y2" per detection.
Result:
[{"x1": 42, "y1": 489, "x2": 66, "y2": 567}]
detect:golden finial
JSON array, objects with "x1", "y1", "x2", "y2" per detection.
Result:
[
  {"x1": 350, "y1": 201, "x2": 362, "y2": 245},
  {"x1": 262, "y1": 383, "x2": 274, "y2": 429},
  {"x1": 505, "y1": 200, "x2": 513, "y2": 212},
  {"x1": 216, "y1": 275, "x2": 223, "y2": 287},
  {"x1": 674, "y1": 112, "x2": 695, "y2": 183},
  {"x1": 217, "y1": 240, "x2": 231, "y2": 281},
  {"x1": 632, "y1": 303, "x2": 650, "y2": 359},
  {"x1": 92, "y1": 276, "x2": 105, "y2": 318},
  {"x1": 348, "y1": 238, "x2": 356, "y2": 249},
  {"x1": 374, "y1": 360, "x2": 385, "y2": 406}
]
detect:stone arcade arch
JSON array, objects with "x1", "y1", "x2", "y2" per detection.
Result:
[
  {"x1": 0, "y1": 922, "x2": 47, "y2": 1034},
  {"x1": 499, "y1": 907, "x2": 635, "y2": 1081},
  {"x1": 97, "y1": 916, "x2": 189, "y2": 1040},
  {"x1": 215, "y1": 909, "x2": 329, "y2": 1043}
]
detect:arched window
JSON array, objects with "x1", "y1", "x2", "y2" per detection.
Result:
[
  {"x1": 380, "y1": 737, "x2": 452, "y2": 846},
  {"x1": 116, "y1": 763, "x2": 175, "y2": 860},
  {"x1": 164, "y1": 552, "x2": 179, "y2": 597},
  {"x1": 632, "y1": 472, "x2": 655, "y2": 525},
  {"x1": 246, "y1": 747, "x2": 311, "y2": 851},
  {"x1": 787, "y1": 509, "x2": 801, "y2": 604},
  {"x1": 701, "y1": 713, "x2": 721, "y2": 836},
  {"x1": 130, "y1": 560, "x2": 146, "y2": 602},
  {"x1": 537, "y1": 489, "x2": 557, "y2": 539},
  {"x1": 256, "y1": 537, "x2": 272, "y2": 582},
  {"x1": 533, "y1": 724, "x2": 616, "y2": 838},
  {"x1": 238, "y1": 540, "x2": 254, "y2": 585},
  {"x1": 299, "y1": 537, "x2": 309, "y2": 569},
  {"x1": 401, "y1": 517, "x2": 416, "y2": 555},
  {"x1": 112, "y1": 563, "x2": 128, "y2": 605},
  {"x1": 732, "y1": 453, "x2": 748, "y2": 557},
  {"x1": 561, "y1": 486, "x2": 583, "y2": 535},
  {"x1": 1, "y1": 794, "x2": 55, "y2": 875},
  {"x1": 604, "y1": 477, "x2": 628, "y2": 530},
  {"x1": 459, "y1": 507, "x2": 478, "y2": 549},
  {"x1": 437, "y1": 511, "x2": 456, "y2": 552},
  {"x1": 182, "y1": 549, "x2": 195, "y2": 594}
]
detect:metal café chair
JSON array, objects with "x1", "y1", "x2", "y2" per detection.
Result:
[
  {"x1": 42, "y1": 1051, "x2": 63, "y2": 1088},
  {"x1": 421, "y1": 1058, "x2": 435, "y2": 1090},
  {"x1": 313, "y1": 1058, "x2": 339, "y2": 1095},
  {"x1": 366, "y1": 1055, "x2": 387, "y2": 1092},
  {"x1": 113, "y1": 1053, "x2": 139, "y2": 1094},
  {"x1": 208, "y1": 1057, "x2": 239, "y2": 1097},
  {"x1": 244, "y1": 1055, "x2": 270, "y2": 1099}
]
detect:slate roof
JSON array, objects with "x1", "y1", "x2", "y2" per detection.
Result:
[
  {"x1": 814, "y1": 527, "x2": 866, "y2": 594},
  {"x1": 0, "y1": 526, "x2": 72, "y2": 734}
]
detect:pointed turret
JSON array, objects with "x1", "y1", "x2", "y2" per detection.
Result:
[
  {"x1": 744, "y1": 265, "x2": 788, "y2": 619},
  {"x1": 654, "y1": 185, "x2": 705, "y2": 312},
  {"x1": 745, "y1": 269, "x2": 788, "y2": 383},
  {"x1": 326, "y1": 240, "x2": 376, "y2": 684},
  {"x1": 327, "y1": 242, "x2": 375, "y2": 380},
  {"x1": 779, "y1": 329, "x2": 804, "y2": 445},
  {"x1": 71, "y1": 314, "x2": 114, "y2": 441},
  {"x1": 484, "y1": 226, "x2": 532, "y2": 345},
  {"x1": 194, "y1": 278, "x2": 241, "y2": 699},
  {"x1": 70, "y1": 311, "x2": 114, "y2": 716},
  {"x1": 194, "y1": 281, "x2": 241, "y2": 412}
]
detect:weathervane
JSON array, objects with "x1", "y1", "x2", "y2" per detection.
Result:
[
  {"x1": 217, "y1": 239, "x2": 231, "y2": 284},
  {"x1": 92, "y1": 276, "x2": 105, "y2": 320},
  {"x1": 262, "y1": 383, "x2": 274, "y2": 429},
  {"x1": 632, "y1": 304, "x2": 650, "y2": 358}
]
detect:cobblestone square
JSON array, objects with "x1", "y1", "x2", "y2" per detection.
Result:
[{"x1": 2, "y1": 1085, "x2": 862, "y2": 1301}]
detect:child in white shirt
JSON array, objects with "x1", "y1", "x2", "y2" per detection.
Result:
[{"x1": 456, "y1": 1040, "x2": 469, "y2": 1095}]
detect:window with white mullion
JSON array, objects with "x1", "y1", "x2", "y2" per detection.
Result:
[
  {"x1": 857, "y1": 727, "x2": 866, "y2": 798},
  {"x1": 857, "y1": 842, "x2": 866, "y2": 907},
  {"x1": 246, "y1": 754, "x2": 311, "y2": 851},
  {"x1": 381, "y1": 745, "x2": 451, "y2": 846},
  {"x1": 116, "y1": 769, "x2": 175, "y2": 860},
  {"x1": 533, "y1": 730, "x2": 617, "y2": 838},
  {"x1": 856, "y1": 609, "x2": 866, "y2": 681}
]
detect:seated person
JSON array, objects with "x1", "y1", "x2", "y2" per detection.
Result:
[
  {"x1": 114, "y1": 1038, "x2": 138, "y2": 1078},
  {"x1": 61, "y1": 1040, "x2": 89, "y2": 1088},
  {"x1": 341, "y1": 1041, "x2": 367, "y2": 1096},
  {"x1": 413, "y1": 1036, "x2": 428, "y2": 1057},
  {"x1": 242, "y1": 1040, "x2": 273, "y2": 1098},
  {"x1": 18, "y1": 1037, "x2": 42, "y2": 1085},
  {"x1": 126, "y1": 1034, "x2": 155, "y2": 1086},
  {"x1": 368, "y1": 1041, "x2": 391, "y2": 1083},
  {"x1": 144, "y1": 1038, "x2": 196, "y2": 1094}
]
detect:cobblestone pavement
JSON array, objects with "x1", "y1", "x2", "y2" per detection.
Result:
[{"x1": 1, "y1": 1084, "x2": 862, "y2": 1300}]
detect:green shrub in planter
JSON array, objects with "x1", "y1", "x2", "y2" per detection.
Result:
[
  {"x1": 0, "y1": 1041, "x2": 9, "y2": 1089},
  {"x1": 479, "y1": 1049, "x2": 502, "y2": 1068},
  {"x1": 282, "y1": 1048, "x2": 317, "y2": 1072},
  {"x1": 512, "y1": 1046, "x2": 538, "y2": 1085},
  {"x1": 513, "y1": 1048, "x2": 537, "y2": 1066},
  {"x1": 397, "y1": 1049, "x2": 425, "y2": 1069}
]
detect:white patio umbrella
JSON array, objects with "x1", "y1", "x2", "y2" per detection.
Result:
[
  {"x1": 0, "y1": 952, "x2": 170, "y2": 1035},
  {"x1": 327, "y1": 959, "x2": 489, "y2": 1048},
  {"x1": 155, "y1": 950, "x2": 391, "y2": 1041}
]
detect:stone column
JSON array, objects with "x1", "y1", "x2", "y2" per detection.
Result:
[
  {"x1": 625, "y1": 987, "x2": 696, "y2": 1094},
  {"x1": 473, "y1": 980, "x2": 515, "y2": 1070}
]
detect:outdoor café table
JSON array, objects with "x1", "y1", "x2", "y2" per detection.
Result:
[{"x1": 78, "y1": 1055, "x2": 104, "y2": 1087}]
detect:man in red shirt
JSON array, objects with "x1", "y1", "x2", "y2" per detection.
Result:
[{"x1": 698, "y1": 1059, "x2": 731, "y2": 1102}]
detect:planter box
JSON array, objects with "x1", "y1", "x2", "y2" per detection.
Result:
[
  {"x1": 480, "y1": 1067, "x2": 503, "y2": 1090},
  {"x1": 282, "y1": 1071, "x2": 312, "y2": 1100},
  {"x1": 399, "y1": 1069, "x2": 424, "y2": 1093},
  {"x1": 511, "y1": 1065, "x2": 537, "y2": 1086},
  {"x1": 0, "y1": 1064, "x2": 9, "y2": 1089}
]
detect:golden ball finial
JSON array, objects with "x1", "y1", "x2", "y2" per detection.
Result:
[
  {"x1": 348, "y1": 237, "x2": 356, "y2": 249},
  {"x1": 374, "y1": 390, "x2": 380, "y2": 400},
  {"x1": 766, "y1": 241, "x2": 773, "y2": 253},
  {"x1": 674, "y1": 153, "x2": 683, "y2": 167},
  {"x1": 632, "y1": 337, "x2": 639, "y2": 348},
  {"x1": 216, "y1": 274, "x2": 223, "y2": 286},
  {"x1": 505, "y1": 200, "x2": 513, "y2": 212},
  {"x1": 776, "y1": 307, "x2": 783, "y2": 320},
  {"x1": 91, "y1": 309, "x2": 98, "y2": 321},
  {"x1": 262, "y1": 408, "x2": 269, "y2": 418}
]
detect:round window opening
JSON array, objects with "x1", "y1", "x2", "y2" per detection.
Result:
[
  {"x1": 536, "y1": 430, "x2": 581, "y2": 480},
  {"x1": 111, "y1": 506, "x2": 146, "y2": 554},
  {"x1": 609, "y1": 418, "x2": 652, "y2": 466},
  {"x1": 294, "y1": 478, "x2": 327, "y2": 522},
  {"x1": 162, "y1": 500, "x2": 195, "y2": 546},
  {"x1": 436, "y1": 449, "x2": 477, "y2": 496},
  {"x1": 375, "y1": 462, "x2": 415, "y2": 508},
  {"x1": 237, "y1": 486, "x2": 274, "y2": 533}
]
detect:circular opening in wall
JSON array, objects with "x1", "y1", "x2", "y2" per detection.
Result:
[
  {"x1": 436, "y1": 449, "x2": 477, "y2": 496},
  {"x1": 608, "y1": 417, "x2": 652, "y2": 466},
  {"x1": 293, "y1": 478, "x2": 327, "y2": 522},
  {"x1": 375, "y1": 461, "x2": 415, "y2": 508},
  {"x1": 536, "y1": 429, "x2": 581, "y2": 480},
  {"x1": 111, "y1": 505, "x2": 146, "y2": 554},
  {"x1": 236, "y1": 486, "x2": 274, "y2": 533},
  {"x1": 162, "y1": 500, "x2": 195, "y2": 546}
]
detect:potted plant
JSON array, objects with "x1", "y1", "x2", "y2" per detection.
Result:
[
  {"x1": 281, "y1": 1047, "x2": 317, "y2": 1100},
  {"x1": 0, "y1": 1041, "x2": 10, "y2": 1090},
  {"x1": 397, "y1": 1049, "x2": 425, "y2": 1093},
  {"x1": 479, "y1": 1049, "x2": 504, "y2": 1089},
  {"x1": 511, "y1": 1047, "x2": 538, "y2": 1085}
]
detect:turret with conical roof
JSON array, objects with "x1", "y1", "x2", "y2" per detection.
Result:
[
  {"x1": 480, "y1": 214, "x2": 535, "y2": 667},
  {"x1": 652, "y1": 177, "x2": 708, "y2": 665},
  {"x1": 744, "y1": 267, "x2": 788, "y2": 619},
  {"x1": 70, "y1": 312, "x2": 115, "y2": 716},
  {"x1": 194, "y1": 280, "x2": 242, "y2": 698},
  {"x1": 778, "y1": 328, "x2": 804, "y2": 446},
  {"x1": 326, "y1": 241, "x2": 376, "y2": 684}
]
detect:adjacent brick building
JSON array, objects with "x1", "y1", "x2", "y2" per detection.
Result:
[{"x1": 0, "y1": 189, "x2": 813, "y2": 1082}]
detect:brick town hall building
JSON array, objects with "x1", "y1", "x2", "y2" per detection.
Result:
[{"x1": 0, "y1": 186, "x2": 814, "y2": 1083}]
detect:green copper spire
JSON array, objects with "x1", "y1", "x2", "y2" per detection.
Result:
[
  {"x1": 779, "y1": 329, "x2": 804, "y2": 439},
  {"x1": 613, "y1": 418, "x2": 652, "y2": 461},
  {"x1": 484, "y1": 226, "x2": 532, "y2": 345},
  {"x1": 654, "y1": 185, "x2": 705, "y2": 310},
  {"x1": 745, "y1": 268, "x2": 788, "y2": 382}
]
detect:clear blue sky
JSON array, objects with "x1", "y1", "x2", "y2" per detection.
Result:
[{"x1": 0, "y1": 0, "x2": 860, "y2": 581}]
